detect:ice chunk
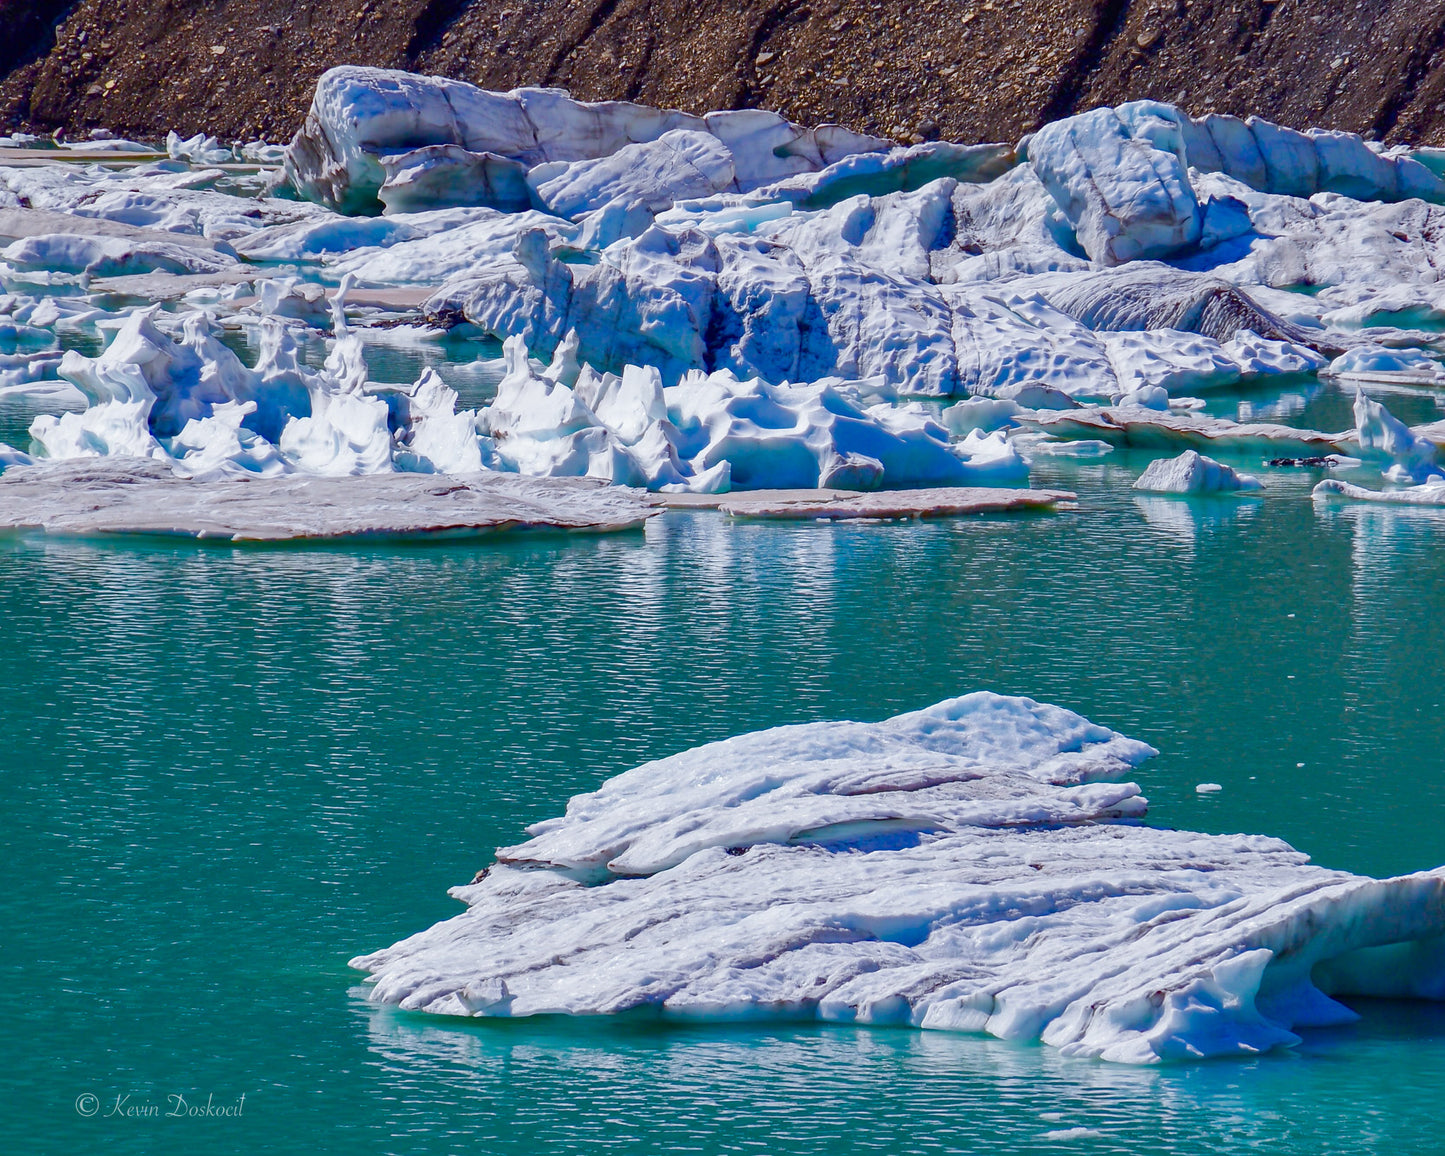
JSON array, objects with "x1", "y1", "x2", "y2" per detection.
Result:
[
  {"x1": 1018, "y1": 404, "x2": 1345, "y2": 456},
  {"x1": 377, "y1": 146, "x2": 532, "y2": 215},
  {"x1": 1314, "y1": 476, "x2": 1445, "y2": 505},
  {"x1": 1350, "y1": 390, "x2": 1440, "y2": 482},
  {"x1": 1023, "y1": 264, "x2": 1330, "y2": 349},
  {"x1": 762, "y1": 141, "x2": 1016, "y2": 210},
  {"x1": 0, "y1": 456, "x2": 657, "y2": 539},
  {"x1": 709, "y1": 486, "x2": 1073, "y2": 520},
  {"x1": 283, "y1": 67, "x2": 887, "y2": 214},
  {"x1": 1027, "y1": 103, "x2": 1202, "y2": 265},
  {"x1": 350, "y1": 693, "x2": 1445, "y2": 1064},
  {"x1": 477, "y1": 334, "x2": 1012, "y2": 491},
  {"x1": 22, "y1": 306, "x2": 496, "y2": 479},
  {"x1": 530, "y1": 130, "x2": 737, "y2": 218},
  {"x1": 1, "y1": 233, "x2": 236, "y2": 277},
  {"x1": 1183, "y1": 112, "x2": 1445, "y2": 204},
  {"x1": 1327, "y1": 345, "x2": 1445, "y2": 384},
  {"x1": 1134, "y1": 450, "x2": 1262, "y2": 494},
  {"x1": 166, "y1": 132, "x2": 234, "y2": 165}
]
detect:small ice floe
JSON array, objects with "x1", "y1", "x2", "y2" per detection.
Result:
[
  {"x1": 692, "y1": 486, "x2": 1074, "y2": 521},
  {"x1": 165, "y1": 132, "x2": 235, "y2": 166},
  {"x1": 1134, "y1": 450, "x2": 1263, "y2": 494},
  {"x1": 1018, "y1": 405, "x2": 1344, "y2": 457},
  {"x1": 1313, "y1": 476, "x2": 1445, "y2": 506},
  {"x1": 352, "y1": 692, "x2": 1445, "y2": 1064}
]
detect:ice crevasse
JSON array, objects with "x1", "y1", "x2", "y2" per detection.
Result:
[{"x1": 352, "y1": 693, "x2": 1445, "y2": 1065}]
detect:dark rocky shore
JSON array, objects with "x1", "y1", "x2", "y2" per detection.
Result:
[{"x1": 4, "y1": 0, "x2": 1445, "y2": 145}]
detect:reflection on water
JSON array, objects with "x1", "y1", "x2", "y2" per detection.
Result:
[
  {"x1": 358, "y1": 994, "x2": 1445, "y2": 1155},
  {"x1": 1133, "y1": 494, "x2": 1260, "y2": 548}
]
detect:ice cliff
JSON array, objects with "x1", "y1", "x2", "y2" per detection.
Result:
[{"x1": 352, "y1": 692, "x2": 1445, "y2": 1064}]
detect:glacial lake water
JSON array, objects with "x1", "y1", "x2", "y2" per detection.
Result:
[{"x1": 4, "y1": 378, "x2": 1445, "y2": 1154}]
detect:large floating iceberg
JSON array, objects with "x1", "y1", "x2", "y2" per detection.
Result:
[{"x1": 352, "y1": 693, "x2": 1445, "y2": 1063}]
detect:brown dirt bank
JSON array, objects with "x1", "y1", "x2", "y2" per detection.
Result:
[{"x1": 3, "y1": 0, "x2": 1445, "y2": 148}]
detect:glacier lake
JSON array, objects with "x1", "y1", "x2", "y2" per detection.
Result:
[
  {"x1": 5, "y1": 422, "x2": 1445, "y2": 1155},
  {"x1": 9, "y1": 77, "x2": 1445, "y2": 1150}
]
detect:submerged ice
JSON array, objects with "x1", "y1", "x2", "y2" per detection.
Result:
[{"x1": 351, "y1": 693, "x2": 1445, "y2": 1064}]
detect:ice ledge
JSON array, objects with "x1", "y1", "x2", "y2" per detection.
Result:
[
  {"x1": 352, "y1": 694, "x2": 1445, "y2": 1062},
  {"x1": 0, "y1": 457, "x2": 659, "y2": 540}
]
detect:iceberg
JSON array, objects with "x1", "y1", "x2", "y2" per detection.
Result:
[
  {"x1": 1133, "y1": 450, "x2": 1263, "y2": 494},
  {"x1": 1314, "y1": 477, "x2": 1445, "y2": 505},
  {"x1": 1351, "y1": 390, "x2": 1440, "y2": 482},
  {"x1": 351, "y1": 693, "x2": 1445, "y2": 1064},
  {"x1": 1016, "y1": 404, "x2": 1346, "y2": 455}
]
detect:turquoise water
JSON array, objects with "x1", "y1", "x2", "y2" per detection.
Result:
[{"x1": 5, "y1": 435, "x2": 1445, "y2": 1153}]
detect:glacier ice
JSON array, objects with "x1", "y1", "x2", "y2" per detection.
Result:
[
  {"x1": 350, "y1": 692, "x2": 1445, "y2": 1064},
  {"x1": 478, "y1": 333, "x2": 1024, "y2": 491},
  {"x1": 9, "y1": 71, "x2": 1445, "y2": 504},
  {"x1": 282, "y1": 66, "x2": 889, "y2": 215},
  {"x1": 10, "y1": 301, "x2": 1036, "y2": 496},
  {"x1": 1024, "y1": 102, "x2": 1202, "y2": 266}
]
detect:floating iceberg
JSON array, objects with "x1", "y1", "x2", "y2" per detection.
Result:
[
  {"x1": 352, "y1": 693, "x2": 1445, "y2": 1064},
  {"x1": 1133, "y1": 450, "x2": 1263, "y2": 494},
  {"x1": 1351, "y1": 390, "x2": 1440, "y2": 482},
  {"x1": 1017, "y1": 404, "x2": 1346, "y2": 455}
]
